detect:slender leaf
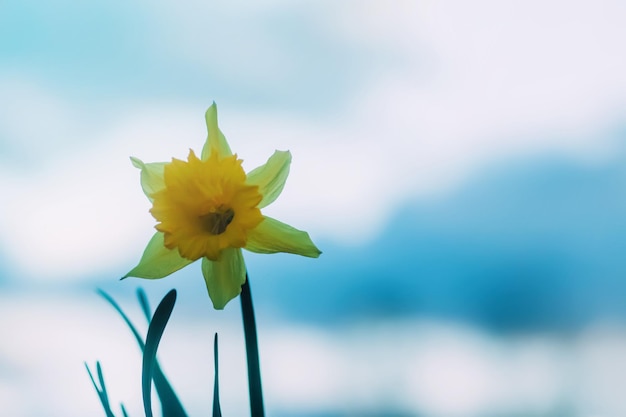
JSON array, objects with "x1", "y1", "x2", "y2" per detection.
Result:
[
  {"x1": 85, "y1": 361, "x2": 116, "y2": 417},
  {"x1": 213, "y1": 333, "x2": 222, "y2": 417},
  {"x1": 137, "y1": 288, "x2": 152, "y2": 323},
  {"x1": 98, "y1": 289, "x2": 188, "y2": 417},
  {"x1": 97, "y1": 290, "x2": 145, "y2": 349},
  {"x1": 97, "y1": 362, "x2": 111, "y2": 406},
  {"x1": 121, "y1": 404, "x2": 130, "y2": 417},
  {"x1": 240, "y1": 276, "x2": 265, "y2": 417},
  {"x1": 143, "y1": 289, "x2": 177, "y2": 417}
]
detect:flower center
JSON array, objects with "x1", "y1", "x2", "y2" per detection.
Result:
[
  {"x1": 150, "y1": 150, "x2": 263, "y2": 261},
  {"x1": 199, "y1": 207, "x2": 235, "y2": 235}
]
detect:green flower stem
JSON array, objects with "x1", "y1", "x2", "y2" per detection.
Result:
[{"x1": 240, "y1": 274, "x2": 265, "y2": 417}]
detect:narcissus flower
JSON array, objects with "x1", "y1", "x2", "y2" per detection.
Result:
[{"x1": 124, "y1": 103, "x2": 321, "y2": 309}]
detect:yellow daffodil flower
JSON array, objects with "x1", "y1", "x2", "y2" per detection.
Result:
[{"x1": 124, "y1": 103, "x2": 321, "y2": 309}]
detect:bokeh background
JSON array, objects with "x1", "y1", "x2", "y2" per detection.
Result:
[{"x1": 2, "y1": 1, "x2": 626, "y2": 416}]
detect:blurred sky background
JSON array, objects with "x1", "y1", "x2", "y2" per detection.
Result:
[{"x1": 2, "y1": 1, "x2": 626, "y2": 416}]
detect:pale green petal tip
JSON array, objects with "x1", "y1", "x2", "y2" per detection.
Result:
[
  {"x1": 247, "y1": 150, "x2": 293, "y2": 209},
  {"x1": 130, "y1": 156, "x2": 144, "y2": 169},
  {"x1": 308, "y1": 238, "x2": 322, "y2": 258},
  {"x1": 245, "y1": 216, "x2": 323, "y2": 258},
  {"x1": 210, "y1": 288, "x2": 241, "y2": 310},
  {"x1": 201, "y1": 250, "x2": 246, "y2": 310},
  {"x1": 294, "y1": 231, "x2": 322, "y2": 258},
  {"x1": 285, "y1": 227, "x2": 322, "y2": 258},
  {"x1": 125, "y1": 232, "x2": 194, "y2": 280},
  {"x1": 202, "y1": 102, "x2": 232, "y2": 160},
  {"x1": 123, "y1": 263, "x2": 172, "y2": 280},
  {"x1": 204, "y1": 102, "x2": 217, "y2": 127},
  {"x1": 275, "y1": 149, "x2": 292, "y2": 162}
]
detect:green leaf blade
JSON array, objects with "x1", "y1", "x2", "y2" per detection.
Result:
[
  {"x1": 213, "y1": 333, "x2": 222, "y2": 417},
  {"x1": 142, "y1": 289, "x2": 177, "y2": 417}
]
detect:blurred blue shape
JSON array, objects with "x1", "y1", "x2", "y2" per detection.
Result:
[{"x1": 248, "y1": 138, "x2": 626, "y2": 333}]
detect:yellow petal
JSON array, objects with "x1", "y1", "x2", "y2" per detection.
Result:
[
  {"x1": 123, "y1": 232, "x2": 194, "y2": 279},
  {"x1": 246, "y1": 150, "x2": 291, "y2": 209},
  {"x1": 130, "y1": 157, "x2": 166, "y2": 202},
  {"x1": 201, "y1": 102, "x2": 233, "y2": 160},
  {"x1": 245, "y1": 216, "x2": 321, "y2": 258},
  {"x1": 201, "y1": 248, "x2": 246, "y2": 310}
]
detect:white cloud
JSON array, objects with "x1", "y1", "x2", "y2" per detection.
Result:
[
  {"x1": 2, "y1": 291, "x2": 626, "y2": 417},
  {"x1": 0, "y1": 92, "x2": 206, "y2": 282},
  {"x1": 0, "y1": 76, "x2": 79, "y2": 161}
]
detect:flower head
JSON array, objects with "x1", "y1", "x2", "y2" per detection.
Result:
[{"x1": 124, "y1": 103, "x2": 321, "y2": 309}]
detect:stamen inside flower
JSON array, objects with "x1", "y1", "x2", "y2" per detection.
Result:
[{"x1": 200, "y1": 207, "x2": 235, "y2": 235}]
